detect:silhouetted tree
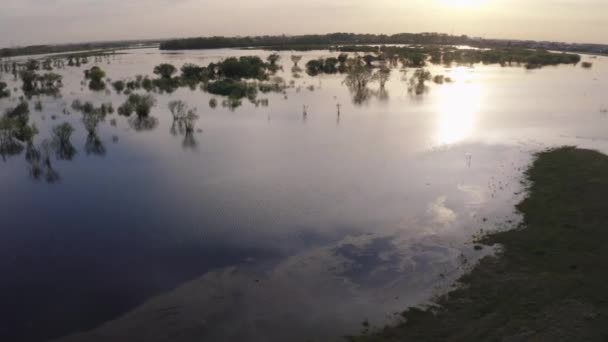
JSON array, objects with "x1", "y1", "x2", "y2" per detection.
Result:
[
  {"x1": 85, "y1": 66, "x2": 106, "y2": 91},
  {"x1": 372, "y1": 67, "x2": 391, "y2": 88},
  {"x1": 112, "y1": 80, "x2": 125, "y2": 94},
  {"x1": 154, "y1": 63, "x2": 177, "y2": 79},
  {"x1": 267, "y1": 53, "x2": 281, "y2": 65},
  {"x1": 291, "y1": 55, "x2": 302, "y2": 66}
]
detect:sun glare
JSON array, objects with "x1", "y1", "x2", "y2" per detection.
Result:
[{"x1": 433, "y1": 68, "x2": 483, "y2": 146}]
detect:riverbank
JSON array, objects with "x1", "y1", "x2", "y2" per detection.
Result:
[{"x1": 350, "y1": 147, "x2": 608, "y2": 341}]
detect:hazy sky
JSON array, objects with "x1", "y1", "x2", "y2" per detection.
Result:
[{"x1": 1, "y1": 0, "x2": 607, "y2": 47}]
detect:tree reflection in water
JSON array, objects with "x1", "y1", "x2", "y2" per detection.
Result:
[
  {"x1": 85, "y1": 133, "x2": 106, "y2": 156},
  {"x1": 128, "y1": 116, "x2": 159, "y2": 132},
  {"x1": 26, "y1": 140, "x2": 60, "y2": 183}
]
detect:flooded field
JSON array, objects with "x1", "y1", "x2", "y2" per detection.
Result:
[{"x1": 0, "y1": 48, "x2": 606, "y2": 342}]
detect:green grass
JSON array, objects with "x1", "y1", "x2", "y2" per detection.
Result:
[{"x1": 349, "y1": 147, "x2": 608, "y2": 341}]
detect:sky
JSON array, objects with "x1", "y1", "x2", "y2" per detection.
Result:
[{"x1": 1, "y1": 0, "x2": 607, "y2": 47}]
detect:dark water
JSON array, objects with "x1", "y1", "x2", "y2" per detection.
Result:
[{"x1": 0, "y1": 49, "x2": 606, "y2": 342}]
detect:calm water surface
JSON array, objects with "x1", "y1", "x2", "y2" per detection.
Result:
[{"x1": 0, "y1": 48, "x2": 606, "y2": 342}]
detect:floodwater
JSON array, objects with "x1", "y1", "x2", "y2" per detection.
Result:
[{"x1": 0, "y1": 48, "x2": 606, "y2": 342}]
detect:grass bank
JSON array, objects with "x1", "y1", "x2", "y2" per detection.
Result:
[{"x1": 350, "y1": 147, "x2": 608, "y2": 341}]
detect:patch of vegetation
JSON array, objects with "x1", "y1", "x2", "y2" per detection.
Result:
[
  {"x1": 306, "y1": 58, "x2": 340, "y2": 75},
  {"x1": 84, "y1": 66, "x2": 106, "y2": 91},
  {"x1": 0, "y1": 102, "x2": 37, "y2": 158},
  {"x1": 112, "y1": 80, "x2": 126, "y2": 94},
  {"x1": 181, "y1": 63, "x2": 210, "y2": 83},
  {"x1": 408, "y1": 69, "x2": 432, "y2": 95},
  {"x1": 206, "y1": 79, "x2": 257, "y2": 99},
  {"x1": 0, "y1": 81, "x2": 10, "y2": 98},
  {"x1": 153, "y1": 63, "x2": 177, "y2": 79},
  {"x1": 212, "y1": 56, "x2": 272, "y2": 80},
  {"x1": 20, "y1": 71, "x2": 63, "y2": 97},
  {"x1": 118, "y1": 94, "x2": 157, "y2": 117},
  {"x1": 582, "y1": 61, "x2": 593, "y2": 69},
  {"x1": 349, "y1": 147, "x2": 608, "y2": 341}
]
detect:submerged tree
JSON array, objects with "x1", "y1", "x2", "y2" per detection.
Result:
[
  {"x1": 291, "y1": 55, "x2": 303, "y2": 66},
  {"x1": 112, "y1": 80, "x2": 125, "y2": 94},
  {"x1": 26, "y1": 140, "x2": 60, "y2": 183},
  {"x1": 343, "y1": 62, "x2": 373, "y2": 91},
  {"x1": 372, "y1": 67, "x2": 391, "y2": 89},
  {"x1": 82, "y1": 111, "x2": 104, "y2": 136},
  {"x1": 85, "y1": 133, "x2": 105, "y2": 156},
  {"x1": 267, "y1": 53, "x2": 281, "y2": 65},
  {"x1": 0, "y1": 81, "x2": 10, "y2": 98},
  {"x1": 85, "y1": 66, "x2": 106, "y2": 91},
  {"x1": 181, "y1": 63, "x2": 209, "y2": 83},
  {"x1": 168, "y1": 100, "x2": 187, "y2": 121},
  {"x1": 118, "y1": 94, "x2": 158, "y2": 131},
  {"x1": 25, "y1": 59, "x2": 40, "y2": 71},
  {"x1": 118, "y1": 94, "x2": 157, "y2": 117},
  {"x1": 51, "y1": 122, "x2": 76, "y2": 160},
  {"x1": 342, "y1": 60, "x2": 379, "y2": 105},
  {"x1": 153, "y1": 63, "x2": 177, "y2": 79},
  {"x1": 338, "y1": 53, "x2": 348, "y2": 68},
  {"x1": 128, "y1": 116, "x2": 159, "y2": 132},
  {"x1": 408, "y1": 68, "x2": 432, "y2": 96},
  {"x1": 168, "y1": 100, "x2": 199, "y2": 139},
  {"x1": 1, "y1": 101, "x2": 38, "y2": 159}
]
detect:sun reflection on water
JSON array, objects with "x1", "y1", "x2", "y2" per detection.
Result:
[{"x1": 433, "y1": 68, "x2": 483, "y2": 146}]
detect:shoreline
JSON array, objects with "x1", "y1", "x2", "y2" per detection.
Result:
[{"x1": 350, "y1": 147, "x2": 608, "y2": 341}]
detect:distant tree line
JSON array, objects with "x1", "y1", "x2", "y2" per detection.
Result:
[
  {"x1": 158, "y1": 32, "x2": 608, "y2": 56},
  {"x1": 160, "y1": 33, "x2": 471, "y2": 50},
  {"x1": 0, "y1": 40, "x2": 161, "y2": 58}
]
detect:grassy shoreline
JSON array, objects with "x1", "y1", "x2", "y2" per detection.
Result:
[{"x1": 350, "y1": 147, "x2": 608, "y2": 341}]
